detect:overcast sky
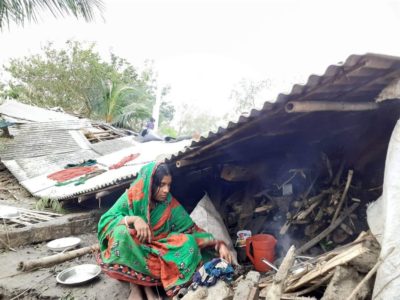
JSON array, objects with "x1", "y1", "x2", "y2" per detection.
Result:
[{"x1": 1, "y1": 0, "x2": 400, "y2": 116}]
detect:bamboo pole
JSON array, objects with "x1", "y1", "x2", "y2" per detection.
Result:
[
  {"x1": 285, "y1": 101, "x2": 378, "y2": 113},
  {"x1": 18, "y1": 244, "x2": 99, "y2": 271}
]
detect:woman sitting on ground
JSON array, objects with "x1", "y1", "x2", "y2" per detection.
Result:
[{"x1": 97, "y1": 162, "x2": 233, "y2": 300}]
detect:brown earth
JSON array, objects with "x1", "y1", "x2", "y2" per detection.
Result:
[{"x1": 0, "y1": 166, "x2": 131, "y2": 300}]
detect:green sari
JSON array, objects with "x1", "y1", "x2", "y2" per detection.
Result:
[{"x1": 97, "y1": 162, "x2": 219, "y2": 296}]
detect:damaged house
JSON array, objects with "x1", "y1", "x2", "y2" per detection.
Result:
[
  {"x1": 165, "y1": 53, "x2": 400, "y2": 299},
  {"x1": 1, "y1": 53, "x2": 400, "y2": 299}
]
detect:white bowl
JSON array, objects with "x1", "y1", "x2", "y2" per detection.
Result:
[
  {"x1": 0, "y1": 205, "x2": 20, "y2": 219},
  {"x1": 46, "y1": 237, "x2": 81, "y2": 252}
]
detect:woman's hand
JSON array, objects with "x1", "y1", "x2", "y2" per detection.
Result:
[
  {"x1": 218, "y1": 243, "x2": 233, "y2": 264},
  {"x1": 129, "y1": 216, "x2": 152, "y2": 243}
]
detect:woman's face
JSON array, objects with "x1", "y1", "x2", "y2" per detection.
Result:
[{"x1": 154, "y1": 175, "x2": 172, "y2": 202}]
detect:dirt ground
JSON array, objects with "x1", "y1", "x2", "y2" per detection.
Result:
[
  {"x1": 0, "y1": 166, "x2": 131, "y2": 299},
  {"x1": 0, "y1": 165, "x2": 38, "y2": 210},
  {"x1": 0, "y1": 233, "x2": 131, "y2": 300}
]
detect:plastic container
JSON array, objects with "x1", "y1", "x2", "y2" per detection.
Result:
[{"x1": 246, "y1": 234, "x2": 277, "y2": 272}]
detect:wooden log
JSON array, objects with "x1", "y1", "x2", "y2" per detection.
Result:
[
  {"x1": 18, "y1": 244, "x2": 99, "y2": 271},
  {"x1": 265, "y1": 245, "x2": 296, "y2": 300},
  {"x1": 296, "y1": 203, "x2": 359, "y2": 254}
]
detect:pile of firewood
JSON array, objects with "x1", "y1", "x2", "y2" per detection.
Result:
[{"x1": 216, "y1": 153, "x2": 381, "y2": 257}]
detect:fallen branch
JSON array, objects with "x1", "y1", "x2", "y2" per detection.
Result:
[
  {"x1": 331, "y1": 170, "x2": 353, "y2": 224},
  {"x1": 18, "y1": 243, "x2": 99, "y2": 271}
]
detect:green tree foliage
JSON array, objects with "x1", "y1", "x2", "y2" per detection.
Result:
[
  {"x1": 108, "y1": 83, "x2": 154, "y2": 129},
  {"x1": 0, "y1": 0, "x2": 104, "y2": 29},
  {"x1": 2, "y1": 41, "x2": 156, "y2": 127}
]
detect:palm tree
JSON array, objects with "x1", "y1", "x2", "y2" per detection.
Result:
[
  {"x1": 0, "y1": 0, "x2": 104, "y2": 29},
  {"x1": 94, "y1": 80, "x2": 153, "y2": 129}
]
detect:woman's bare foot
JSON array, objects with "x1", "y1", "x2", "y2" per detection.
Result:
[
  {"x1": 129, "y1": 283, "x2": 144, "y2": 300},
  {"x1": 144, "y1": 286, "x2": 162, "y2": 300}
]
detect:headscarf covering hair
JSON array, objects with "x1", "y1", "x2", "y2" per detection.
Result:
[{"x1": 151, "y1": 163, "x2": 171, "y2": 199}]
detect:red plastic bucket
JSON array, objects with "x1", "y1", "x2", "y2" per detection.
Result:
[{"x1": 246, "y1": 234, "x2": 277, "y2": 272}]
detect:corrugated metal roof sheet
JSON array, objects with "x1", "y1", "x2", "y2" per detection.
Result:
[
  {"x1": 27, "y1": 140, "x2": 190, "y2": 200},
  {"x1": 0, "y1": 100, "x2": 78, "y2": 122},
  {"x1": 0, "y1": 120, "x2": 91, "y2": 160},
  {"x1": 2, "y1": 150, "x2": 100, "y2": 181},
  {"x1": 167, "y1": 53, "x2": 400, "y2": 164},
  {"x1": 0, "y1": 104, "x2": 191, "y2": 200},
  {"x1": 90, "y1": 136, "x2": 138, "y2": 155}
]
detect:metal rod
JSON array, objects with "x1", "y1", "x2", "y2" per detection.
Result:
[{"x1": 262, "y1": 258, "x2": 279, "y2": 272}]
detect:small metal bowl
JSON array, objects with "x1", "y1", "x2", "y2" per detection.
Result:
[{"x1": 56, "y1": 264, "x2": 101, "y2": 285}]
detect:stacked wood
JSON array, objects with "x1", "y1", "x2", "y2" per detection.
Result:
[{"x1": 216, "y1": 152, "x2": 377, "y2": 257}]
